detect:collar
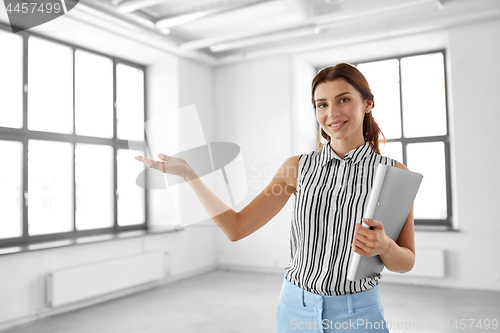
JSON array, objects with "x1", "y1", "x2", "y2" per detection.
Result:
[{"x1": 319, "y1": 140, "x2": 374, "y2": 167}]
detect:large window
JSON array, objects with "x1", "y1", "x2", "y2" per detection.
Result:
[
  {"x1": 355, "y1": 50, "x2": 452, "y2": 228},
  {"x1": 0, "y1": 26, "x2": 147, "y2": 248}
]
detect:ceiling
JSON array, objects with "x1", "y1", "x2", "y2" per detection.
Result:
[{"x1": 15, "y1": 0, "x2": 500, "y2": 64}]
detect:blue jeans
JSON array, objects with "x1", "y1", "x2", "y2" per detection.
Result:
[{"x1": 276, "y1": 275, "x2": 389, "y2": 332}]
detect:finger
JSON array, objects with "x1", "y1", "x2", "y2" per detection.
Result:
[
  {"x1": 355, "y1": 232, "x2": 371, "y2": 243},
  {"x1": 355, "y1": 227, "x2": 374, "y2": 243},
  {"x1": 354, "y1": 238, "x2": 374, "y2": 256},
  {"x1": 141, "y1": 157, "x2": 152, "y2": 167},
  {"x1": 354, "y1": 235, "x2": 371, "y2": 249},
  {"x1": 158, "y1": 153, "x2": 170, "y2": 161},
  {"x1": 355, "y1": 223, "x2": 369, "y2": 232},
  {"x1": 352, "y1": 242, "x2": 368, "y2": 256},
  {"x1": 355, "y1": 224, "x2": 372, "y2": 237},
  {"x1": 362, "y1": 218, "x2": 381, "y2": 228}
]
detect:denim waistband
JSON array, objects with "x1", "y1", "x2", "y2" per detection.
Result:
[{"x1": 281, "y1": 275, "x2": 381, "y2": 311}]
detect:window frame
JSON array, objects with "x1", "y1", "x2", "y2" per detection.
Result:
[
  {"x1": 0, "y1": 23, "x2": 149, "y2": 248},
  {"x1": 318, "y1": 49, "x2": 453, "y2": 228}
]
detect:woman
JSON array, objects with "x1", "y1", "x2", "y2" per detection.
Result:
[{"x1": 136, "y1": 63, "x2": 415, "y2": 332}]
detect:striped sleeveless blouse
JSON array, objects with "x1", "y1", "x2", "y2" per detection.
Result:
[{"x1": 285, "y1": 140, "x2": 395, "y2": 296}]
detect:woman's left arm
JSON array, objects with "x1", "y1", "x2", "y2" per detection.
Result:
[{"x1": 351, "y1": 161, "x2": 416, "y2": 274}]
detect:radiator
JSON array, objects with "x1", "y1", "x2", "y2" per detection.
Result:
[
  {"x1": 46, "y1": 252, "x2": 165, "y2": 307},
  {"x1": 383, "y1": 247, "x2": 445, "y2": 278}
]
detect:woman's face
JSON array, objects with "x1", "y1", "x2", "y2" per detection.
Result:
[{"x1": 314, "y1": 78, "x2": 372, "y2": 146}]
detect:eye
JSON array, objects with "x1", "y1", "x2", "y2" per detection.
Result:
[
  {"x1": 339, "y1": 98, "x2": 349, "y2": 104},
  {"x1": 316, "y1": 103, "x2": 327, "y2": 108}
]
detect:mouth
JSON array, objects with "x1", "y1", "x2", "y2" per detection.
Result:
[{"x1": 328, "y1": 121, "x2": 347, "y2": 128}]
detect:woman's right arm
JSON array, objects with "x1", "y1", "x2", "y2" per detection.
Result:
[
  {"x1": 187, "y1": 155, "x2": 299, "y2": 242},
  {"x1": 136, "y1": 154, "x2": 299, "y2": 242}
]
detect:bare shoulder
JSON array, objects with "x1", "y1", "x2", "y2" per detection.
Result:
[
  {"x1": 394, "y1": 160, "x2": 409, "y2": 171},
  {"x1": 280, "y1": 155, "x2": 300, "y2": 193},
  {"x1": 283, "y1": 155, "x2": 300, "y2": 167}
]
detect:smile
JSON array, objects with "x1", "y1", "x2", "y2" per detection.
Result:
[{"x1": 328, "y1": 121, "x2": 347, "y2": 128}]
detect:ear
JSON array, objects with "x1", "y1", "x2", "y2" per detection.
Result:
[{"x1": 365, "y1": 100, "x2": 374, "y2": 113}]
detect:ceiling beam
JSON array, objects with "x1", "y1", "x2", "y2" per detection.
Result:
[
  {"x1": 180, "y1": 0, "x2": 441, "y2": 52},
  {"x1": 155, "y1": 0, "x2": 275, "y2": 29},
  {"x1": 156, "y1": 5, "x2": 239, "y2": 30},
  {"x1": 72, "y1": 0, "x2": 217, "y2": 65},
  {"x1": 116, "y1": 0, "x2": 170, "y2": 14},
  {"x1": 215, "y1": 4, "x2": 500, "y2": 65},
  {"x1": 210, "y1": 25, "x2": 317, "y2": 52}
]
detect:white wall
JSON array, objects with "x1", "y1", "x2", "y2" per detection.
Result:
[
  {"x1": 146, "y1": 58, "x2": 180, "y2": 226},
  {"x1": 0, "y1": 230, "x2": 215, "y2": 327},
  {"x1": 145, "y1": 57, "x2": 219, "y2": 227},
  {"x1": 178, "y1": 58, "x2": 217, "y2": 145},
  {"x1": 213, "y1": 54, "x2": 317, "y2": 271},
  {"x1": 290, "y1": 56, "x2": 318, "y2": 155}
]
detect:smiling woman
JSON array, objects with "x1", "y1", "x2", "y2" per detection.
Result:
[
  {"x1": 135, "y1": 62, "x2": 416, "y2": 332},
  {"x1": 272, "y1": 63, "x2": 416, "y2": 333},
  {"x1": 311, "y1": 63, "x2": 385, "y2": 155}
]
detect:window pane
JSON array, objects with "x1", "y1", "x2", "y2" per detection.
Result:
[
  {"x1": 28, "y1": 37, "x2": 73, "y2": 134},
  {"x1": 75, "y1": 144, "x2": 114, "y2": 230},
  {"x1": 357, "y1": 59, "x2": 401, "y2": 139},
  {"x1": 0, "y1": 32, "x2": 23, "y2": 128},
  {"x1": 407, "y1": 142, "x2": 447, "y2": 219},
  {"x1": 28, "y1": 140, "x2": 73, "y2": 235},
  {"x1": 116, "y1": 64, "x2": 144, "y2": 141},
  {"x1": 380, "y1": 141, "x2": 403, "y2": 163},
  {"x1": 117, "y1": 149, "x2": 145, "y2": 226},
  {"x1": 0, "y1": 141, "x2": 23, "y2": 239},
  {"x1": 75, "y1": 51, "x2": 113, "y2": 138},
  {"x1": 401, "y1": 53, "x2": 447, "y2": 138}
]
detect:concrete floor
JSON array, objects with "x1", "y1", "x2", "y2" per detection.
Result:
[{"x1": 3, "y1": 270, "x2": 500, "y2": 333}]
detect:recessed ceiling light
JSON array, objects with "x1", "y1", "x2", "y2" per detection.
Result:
[{"x1": 325, "y1": 0, "x2": 345, "y2": 4}]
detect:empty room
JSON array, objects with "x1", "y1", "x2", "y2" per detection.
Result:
[{"x1": 1, "y1": 0, "x2": 499, "y2": 332}]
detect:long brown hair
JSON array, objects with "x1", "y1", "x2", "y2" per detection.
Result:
[{"x1": 311, "y1": 63, "x2": 385, "y2": 154}]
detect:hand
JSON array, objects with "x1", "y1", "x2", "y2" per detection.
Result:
[
  {"x1": 351, "y1": 218, "x2": 390, "y2": 257},
  {"x1": 135, "y1": 153, "x2": 191, "y2": 179}
]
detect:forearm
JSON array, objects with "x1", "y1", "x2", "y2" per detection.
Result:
[
  {"x1": 380, "y1": 236, "x2": 415, "y2": 273},
  {"x1": 183, "y1": 167, "x2": 240, "y2": 241}
]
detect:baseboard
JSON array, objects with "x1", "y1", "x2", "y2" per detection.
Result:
[
  {"x1": 0, "y1": 265, "x2": 217, "y2": 332},
  {"x1": 216, "y1": 263, "x2": 285, "y2": 275},
  {"x1": 0, "y1": 280, "x2": 163, "y2": 332},
  {"x1": 164, "y1": 265, "x2": 217, "y2": 283}
]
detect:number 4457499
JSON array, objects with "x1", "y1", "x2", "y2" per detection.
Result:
[
  {"x1": 448, "y1": 319, "x2": 498, "y2": 330},
  {"x1": 6, "y1": 2, "x2": 62, "y2": 14}
]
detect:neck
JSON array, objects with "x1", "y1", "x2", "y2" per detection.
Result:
[{"x1": 328, "y1": 136, "x2": 365, "y2": 159}]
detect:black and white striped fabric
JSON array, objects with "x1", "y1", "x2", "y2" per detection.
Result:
[{"x1": 285, "y1": 140, "x2": 395, "y2": 296}]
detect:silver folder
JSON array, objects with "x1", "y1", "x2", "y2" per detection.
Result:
[{"x1": 346, "y1": 163, "x2": 423, "y2": 281}]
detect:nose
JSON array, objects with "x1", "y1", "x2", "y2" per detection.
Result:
[{"x1": 327, "y1": 105, "x2": 340, "y2": 117}]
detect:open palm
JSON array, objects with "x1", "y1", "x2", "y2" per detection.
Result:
[{"x1": 135, "y1": 154, "x2": 190, "y2": 179}]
